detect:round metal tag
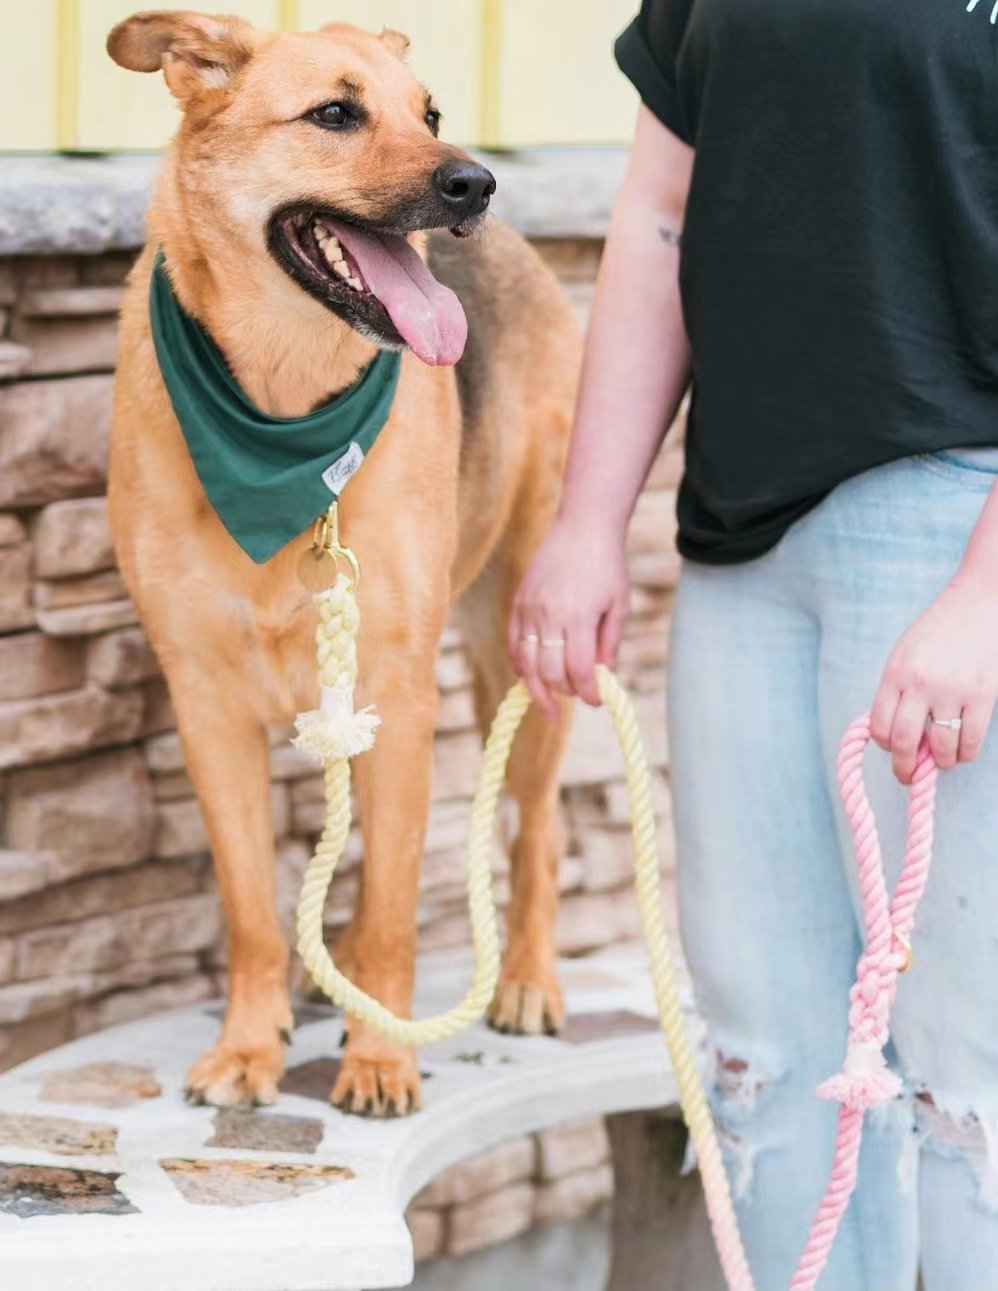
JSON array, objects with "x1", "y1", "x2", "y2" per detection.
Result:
[{"x1": 297, "y1": 546, "x2": 339, "y2": 593}]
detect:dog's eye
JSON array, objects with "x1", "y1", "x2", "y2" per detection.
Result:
[
  {"x1": 425, "y1": 108, "x2": 441, "y2": 136},
  {"x1": 310, "y1": 101, "x2": 356, "y2": 130}
]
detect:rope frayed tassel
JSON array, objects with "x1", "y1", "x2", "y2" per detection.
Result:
[
  {"x1": 816, "y1": 1041, "x2": 903, "y2": 1112},
  {"x1": 293, "y1": 684, "x2": 380, "y2": 762}
]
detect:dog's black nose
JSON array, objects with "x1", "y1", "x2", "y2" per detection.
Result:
[{"x1": 432, "y1": 160, "x2": 496, "y2": 219}]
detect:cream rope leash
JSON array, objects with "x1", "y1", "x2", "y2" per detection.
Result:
[
  {"x1": 292, "y1": 505, "x2": 942, "y2": 1291},
  {"x1": 291, "y1": 504, "x2": 752, "y2": 1290}
]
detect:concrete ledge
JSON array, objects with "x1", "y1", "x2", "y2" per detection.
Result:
[
  {"x1": 0, "y1": 944, "x2": 696, "y2": 1291},
  {"x1": 0, "y1": 150, "x2": 625, "y2": 257}
]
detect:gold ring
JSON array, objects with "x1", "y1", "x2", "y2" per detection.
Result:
[
  {"x1": 521, "y1": 633, "x2": 539, "y2": 644},
  {"x1": 894, "y1": 933, "x2": 914, "y2": 974}
]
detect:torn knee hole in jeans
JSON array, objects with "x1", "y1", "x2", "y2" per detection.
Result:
[
  {"x1": 716, "y1": 1051, "x2": 776, "y2": 1115},
  {"x1": 916, "y1": 1087, "x2": 998, "y2": 1212},
  {"x1": 704, "y1": 1051, "x2": 779, "y2": 1202}
]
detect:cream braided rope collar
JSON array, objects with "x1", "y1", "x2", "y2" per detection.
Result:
[{"x1": 291, "y1": 503, "x2": 751, "y2": 1290}]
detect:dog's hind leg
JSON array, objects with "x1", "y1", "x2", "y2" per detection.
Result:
[
  {"x1": 459, "y1": 556, "x2": 572, "y2": 1037},
  {"x1": 168, "y1": 666, "x2": 293, "y2": 1107}
]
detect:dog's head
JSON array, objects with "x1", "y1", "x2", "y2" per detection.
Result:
[{"x1": 108, "y1": 11, "x2": 496, "y2": 365}]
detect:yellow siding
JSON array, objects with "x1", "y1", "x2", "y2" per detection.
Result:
[
  {"x1": 0, "y1": 0, "x2": 58, "y2": 151},
  {"x1": 74, "y1": 0, "x2": 281, "y2": 151},
  {"x1": 299, "y1": 0, "x2": 483, "y2": 145},
  {"x1": 494, "y1": 0, "x2": 639, "y2": 147},
  {"x1": 0, "y1": 0, "x2": 637, "y2": 152}
]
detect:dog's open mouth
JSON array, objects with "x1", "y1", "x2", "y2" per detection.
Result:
[{"x1": 268, "y1": 209, "x2": 467, "y2": 366}]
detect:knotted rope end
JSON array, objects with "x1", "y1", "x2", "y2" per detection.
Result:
[
  {"x1": 817, "y1": 1042, "x2": 902, "y2": 1111},
  {"x1": 293, "y1": 702, "x2": 380, "y2": 762}
]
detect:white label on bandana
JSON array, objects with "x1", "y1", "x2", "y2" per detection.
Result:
[{"x1": 322, "y1": 442, "x2": 365, "y2": 495}]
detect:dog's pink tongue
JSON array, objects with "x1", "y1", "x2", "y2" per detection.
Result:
[{"x1": 328, "y1": 223, "x2": 467, "y2": 366}]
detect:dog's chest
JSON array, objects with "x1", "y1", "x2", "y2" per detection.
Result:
[{"x1": 210, "y1": 578, "x2": 321, "y2": 723}]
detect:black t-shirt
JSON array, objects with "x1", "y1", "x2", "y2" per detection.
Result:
[{"x1": 616, "y1": 0, "x2": 998, "y2": 564}]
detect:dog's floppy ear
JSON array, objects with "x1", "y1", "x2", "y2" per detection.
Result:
[
  {"x1": 107, "y1": 10, "x2": 256, "y2": 102},
  {"x1": 379, "y1": 28, "x2": 410, "y2": 61}
]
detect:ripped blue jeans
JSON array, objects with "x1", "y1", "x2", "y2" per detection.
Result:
[{"x1": 668, "y1": 449, "x2": 998, "y2": 1291}]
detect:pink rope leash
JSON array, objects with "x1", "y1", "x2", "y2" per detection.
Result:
[
  {"x1": 788, "y1": 714, "x2": 938, "y2": 1290},
  {"x1": 693, "y1": 714, "x2": 937, "y2": 1290}
]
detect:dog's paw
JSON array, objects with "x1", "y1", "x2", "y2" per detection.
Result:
[
  {"x1": 331, "y1": 1043, "x2": 422, "y2": 1119},
  {"x1": 184, "y1": 1038, "x2": 287, "y2": 1109},
  {"x1": 488, "y1": 974, "x2": 565, "y2": 1036}
]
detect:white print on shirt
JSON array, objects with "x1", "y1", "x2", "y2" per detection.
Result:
[
  {"x1": 321, "y1": 441, "x2": 365, "y2": 495},
  {"x1": 966, "y1": 0, "x2": 998, "y2": 25}
]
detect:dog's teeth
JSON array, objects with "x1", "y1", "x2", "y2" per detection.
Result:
[
  {"x1": 347, "y1": 276, "x2": 363, "y2": 291},
  {"x1": 332, "y1": 260, "x2": 350, "y2": 279},
  {"x1": 322, "y1": 242, "x2": 340, "y2": 265},
  {"x1": 327, "y1": 236, "x2": 341, "y2": 255}
]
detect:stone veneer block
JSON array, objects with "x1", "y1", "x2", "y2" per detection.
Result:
[
  {"x1": 0, "y1": 375, "x2": 112, "y2": 508},
  {"x1": 0, "y1": 1110, "x2": 117, "y2": 1155},
  {"x1": 39, "y1": 1060, "x2": 161, "y2": 1107},
  {"x1": 31, "y1": 497, "x2": 114, "y2": 578},
  {"x1": 160, "y1": 1158, "x2": 353, "y2": 1207},
  {"x1": 0, "y1": 685, "x2": 145, "y2": 770},
  {"x1": 207, "y1": 1108, "x2": 324, "y2": 1155},
  {"x1": 0, "y1": 1163, "x2": 137, "y2": 1218},
  {"x1": 280, "y1": 1056, "x2": 343, "y2": 1102},
  {"x1": 0, "y1": 633, "x2": 85, "y2": 702},
  {"x1": 5, "y1": 747, "x2": 153, "y2": 880}
]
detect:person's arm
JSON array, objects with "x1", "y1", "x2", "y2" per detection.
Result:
[
  {"x1": 871, "y1": 482, "x2": 998, "y2": 781},
  {"x1": 509, "y1": 105, "x2": 694, "y2": 717}
]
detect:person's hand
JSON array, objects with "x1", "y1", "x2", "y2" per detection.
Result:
[
  {"x1": 508, "y1": 515, "x2": 630, "y2": 719},
  {"x1": 871, "y1": 574, "x2": 998, "y2": 783}
]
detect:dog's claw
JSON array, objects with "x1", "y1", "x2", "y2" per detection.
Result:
[
  {"x1": 489, "y1": 976, "x2": 565, "y2": 1037},
  {"x1": 331, "y1": 1044, "x2": 422, "y2": 1118}
]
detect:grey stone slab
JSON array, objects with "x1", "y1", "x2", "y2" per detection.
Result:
[
  {"x1": 0, "y1": 150, "x2": 624, "y2": 256},
  {"x1": 207, "y1": 1108, "x2": 324, "y2": 1155},
  {"x1": 0, "y1": 1163, "x2": 137, "y2": 1218}
]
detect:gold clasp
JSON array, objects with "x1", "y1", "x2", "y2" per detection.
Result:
[
  {"x1": 299, "y1": 502, "x2": 360, "y2": 592},
  {"x1": 894, "y1": 932, "x2": 914, "y2": 974}
]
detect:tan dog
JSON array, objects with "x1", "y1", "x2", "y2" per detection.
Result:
[{"x1": 107, "y1": 10, "x2": 580, "y2": 1116}]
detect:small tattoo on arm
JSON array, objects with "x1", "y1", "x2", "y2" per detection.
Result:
[{"x1": 658, "y1": 226, "x2": 682, "y2": 248}]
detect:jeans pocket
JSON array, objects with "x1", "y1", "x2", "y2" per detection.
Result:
[
  {"x1": 916, "y1": 447, "x2": 998, "y2": 485},
  {"x1": 928, "y1": 447, "x2": 998, "y2": 474}
]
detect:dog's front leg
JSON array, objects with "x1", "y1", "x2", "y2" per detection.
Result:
[
  {"x1": 331, "y1": 620, "x2": 441, "y2": 1118},
  {"x1": 169, "y1": 665, "x2": 293, "y2": 1107}
]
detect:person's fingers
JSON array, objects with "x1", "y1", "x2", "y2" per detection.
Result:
[
  {"x1": 890, "y1": 690, "x2": 930, "y2": 784},
  {"x1": 596, "y1": 594, "x2": 628, "y2": 671},
  {"x1": 958, "y1": 696, "x2": 994, "y2": 764},
  {"x1": 869, "y1": 675, "x2": 901, "y2": 751},
  {"x1": 538, "y1": 635, "x2": 570, "y2": 695},
  {"x1": 507, "y1": 602, "x2": 525, "y2": 674},
  {"x1": 926, "y1": 698, "x2": 964, "y2": 771},
  {"x1": 518, "y1": 628, "x2": 558, "y2": 719},
  {"x1": 565, "y1": 618, "x2": 601, "y2": 707}
]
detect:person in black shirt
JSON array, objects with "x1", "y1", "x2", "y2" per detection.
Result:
[{"x1": 510, "y1": 3, "x2": 998, "y2": 1288}]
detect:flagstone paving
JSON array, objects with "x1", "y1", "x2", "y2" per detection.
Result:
[{"x1": 0, "y1": 944, "x2": 695, "y2": 1290}]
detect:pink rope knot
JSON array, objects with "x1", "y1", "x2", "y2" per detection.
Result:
[
  {"x1": 817, "y1": 1041, "x2": 903, "y2": 1111},
  {"x1": 789, "y1": 714, "x2": 938, "y2": 1291}
]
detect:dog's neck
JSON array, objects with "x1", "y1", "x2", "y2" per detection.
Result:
[{"x1": 151, "y1": 162, "x2": 381, "y2": 419}]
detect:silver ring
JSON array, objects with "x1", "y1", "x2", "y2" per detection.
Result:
[
  {"x1": 540, "y1": 638, "x2": 565, "y2": 649},
  {"x1": 928, "y1": 714, "x2": 963, "y2": 732}
]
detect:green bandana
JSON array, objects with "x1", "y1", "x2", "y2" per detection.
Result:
[{"x1": 148, "y1": 252, "x2": 401, "y2": 564}]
